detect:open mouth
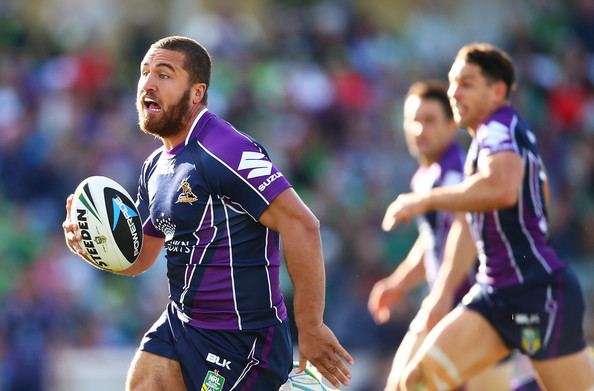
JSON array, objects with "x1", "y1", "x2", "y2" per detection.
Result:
[{"x1": 143, "y1": 96, "x2": 162, "y2": 113}]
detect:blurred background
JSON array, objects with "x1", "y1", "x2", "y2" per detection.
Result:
[{"x1": 0, "y1": 0, "x2": 593, "y2": 390}]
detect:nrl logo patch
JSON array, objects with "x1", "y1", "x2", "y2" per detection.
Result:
[
  {"x1": 201, "y1": 369, "x2": 225, "y2": 391},
  {"x1": 176, "y1": 177, "x2": 198, "y2": 204},
  {"x1": 521, "y1": 326, "x2": 541, "y2": 355}
]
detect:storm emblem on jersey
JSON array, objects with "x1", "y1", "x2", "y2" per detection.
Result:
[{"x1": 176, "y1": 177, "x2": 198, "y2": 204}]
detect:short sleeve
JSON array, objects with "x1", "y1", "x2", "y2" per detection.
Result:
[{"x1": 198, "y1": 136, "x2": 292, "y2": 220}]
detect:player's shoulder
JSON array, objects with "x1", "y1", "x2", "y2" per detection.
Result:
[
  {"x1": 477, "y1": 105, "x2": 520, "y2": 150},
  {"x1": 143, "y1": 146, "x2": 165, "y2": 167},
  {"x1": 199, "y1": 113, "x2": 262, "y2": 150},
  {"x1": 194, "y1": 112, "x2": 269, "y2": 167},
  {"x1": 140, "y1": 146, "x2": 166, "y2": 178}
]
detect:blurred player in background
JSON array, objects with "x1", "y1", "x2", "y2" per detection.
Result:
[
  {"x1": 369, "y1": 80, "x2": 532, "y2": 390},
  {"x1": 63, "y1": 35, "x2": 352, "y2": 391},
  {"x1": 382, "y1": 43, "x2": 594, "y2": 391}
]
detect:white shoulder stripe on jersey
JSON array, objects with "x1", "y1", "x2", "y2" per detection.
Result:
[
  {"x1": 510, "y1": 115, "x2": 520, "y2": 153},
  {"x1": 184, "y1": 107, "x2": 208, "y2": 146},
  {"x1": 196, "y1": 140, "x2": 270, "y2": 207}
]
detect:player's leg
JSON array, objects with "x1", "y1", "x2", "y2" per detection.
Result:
[
  {"x1": 126, "y1": 350, "x2": 186, "y2": 391},
  {"x1": 384, "y1": 329, "x2": 427, "y2": 391},
  {"x1": 530, "y1": 348, "x2": 594, "y2": 391},
  {"x1": 127, "y1": 306, "x2": 187, "y2": 390},
  {"x1": 401, "y1": 307, "x2": 511, "y2": 391},
  {"x1": 509, "y1": 352, "x2": 541, "y2": 391},
  {"x1": 464, "y1": 357, "x2": 513, "y2": 391}
]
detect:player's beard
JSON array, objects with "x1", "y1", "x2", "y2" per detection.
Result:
[{"x1": 137, "y1": 88, "x2": 192, "y2": 138}]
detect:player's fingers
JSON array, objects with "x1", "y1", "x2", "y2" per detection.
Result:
[
  {"x1": 65, "y1": 194, "x2": 74, "y2": 219},
  {"x1": 297, "y1": 356, "x2": 307, "y2": 374},
  {"x1": 316, "y1": 363, "x2": 344, "y2": 389},
  {"x1": 375, "y1": 308, "x2": 390, "y2": 324},
  {"x1": 333, "y1": 342, "x2": 354, "y2": 366},
  {"x1": 367, "y1": 285, "x2": 381, "y2": 313},
  {"x1": 381, "y1": 212, "x2": 396, "y2": 231}
]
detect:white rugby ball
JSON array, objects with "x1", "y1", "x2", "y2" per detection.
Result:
[
  {"x1": 284, "y1": 362, "x2": 338, "y2": 391},
  {"x1": 70, "y1": 176, "x2": 143, "y2": 272}
]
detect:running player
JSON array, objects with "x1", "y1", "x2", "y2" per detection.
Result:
[
  {"x1": 368, "y1": 80, "x2": 476, "y2": 390},
  {"x1": 63, "y1": 36, "x2": 352, "y2": 391},
  {"x1": 382, "y1": 43, "x2": 594, "y2": 391},
  {"x1": 370, "y1": 80, "x2": 537, "y2": 391}
]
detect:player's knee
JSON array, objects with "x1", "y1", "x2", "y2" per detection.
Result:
[{"x1": 402, "y1": 346, "x2": 462, "y2": 391}]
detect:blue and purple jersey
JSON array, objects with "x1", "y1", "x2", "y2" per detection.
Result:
[
  {"x1": 465, "y1": 105, "x2": 565, "y2": 288},
  {"x1": 411, "y1": 142, "x2": 474, "y2": 301},
  {"x1": 136, "y1": 109, "x2": 291, "y2": 331}
]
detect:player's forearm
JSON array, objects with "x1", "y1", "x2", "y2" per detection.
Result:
[
  {"x1": 427, "y1": 173, "x2": 517, "y2": 213},
  {"x1": 116, "y1": 234, "x2": 163, "y2": 276},
  {"x1": 388, "y1": 236, "x2": 426, "y2": 292},
  {"x1": 431, "y1": 215, "x2": 476, "y2": 297},
  {"x1": 282, "y1": 217, "x2": 326, "y2": 329}
]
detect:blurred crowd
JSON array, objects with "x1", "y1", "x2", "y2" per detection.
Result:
[{"x1": 0, "y1": 0, "x2": 593, "y2": 389}]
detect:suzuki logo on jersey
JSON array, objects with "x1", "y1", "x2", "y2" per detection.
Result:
[
  {"x1": 258, "y1": 172, "x2": 283, "y2": 191},
  {"x1": 206, "y1": 353, "x2": 231, "y2": 370},
  {"x1": 238, "y1": 151, "x2": 272, "y2": 179}
]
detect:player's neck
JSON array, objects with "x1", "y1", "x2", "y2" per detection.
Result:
[{"x1": 162, "y1": 104, "x2": 207, "y2": 150}]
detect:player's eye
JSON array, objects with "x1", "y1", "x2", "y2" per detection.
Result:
[{"x1": 159, "y1": 73, "x2": 169, "y2": 79}]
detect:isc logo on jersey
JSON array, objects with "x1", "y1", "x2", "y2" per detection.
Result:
[
  {"x1": 238, "y1": 151, "x2": 283, "y2": 191},
  {"x1": 71, "y1": 176, "x2": 144, "y2": 272}
]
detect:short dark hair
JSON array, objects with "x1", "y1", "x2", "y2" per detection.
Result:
[
  {"x1": 406, "y1": 80, "x2": 453, "y2": 120},
  {"x1": 151, "y1": 36, "x2": 211, "y2": 104},
  {"x1": 455, "y1": 43, "x2": 515, "y2": 99}
]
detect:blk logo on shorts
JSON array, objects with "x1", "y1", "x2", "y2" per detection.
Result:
[{"x1": 206, "y1": 352, "x2": 232, "y2": 370}]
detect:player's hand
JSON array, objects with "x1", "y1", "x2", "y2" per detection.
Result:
[
  {"x1": 409, "y1": 290, "x2": 454, "y2": 334},
  {"x1": 297, "y1": 323, "x2": 353, "y2": 388},
  {"x1": 382, "y1": 193, "x2": 429, "y2": 231},
  {"x1": 368, "y1": 278, "x2": 404, "y2": 324},
  {"x1": 62, "y1": 194, "x2": 91, "y2": 261}
]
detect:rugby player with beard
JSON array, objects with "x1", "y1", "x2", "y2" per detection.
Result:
[{"x1": 63, "y1": 36, "x2": 352, "y2": 391}]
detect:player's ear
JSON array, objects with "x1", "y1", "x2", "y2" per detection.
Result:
[
  {"x1": 192, "y1": 83, "x2": 207, "y2": 105},
  {"x1": 493, "y1": 80, "x2": 508, "y2": 103}
]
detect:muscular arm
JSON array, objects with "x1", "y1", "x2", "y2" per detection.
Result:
[
  {"x1": 427, "y1": 151, "x2": 524, "y2": 212},
  {"x1": 431, "y1": 212, "x2": 476, "y2": 300},
  {"x1": 259, "y1": 188, "x2": 352, "y2": 388},
  {"x1": 116, "y1": 234, "x2": 164, "y2": 276},
  {"x1": 390, "y1": 236, "x2": 427, "y2": 292},
  {"x1": 368, "y1": 236, "x2": 426, "y2": 324},
  {"x1": 383, "y1": 151, "x2": 524, "y2": 231},
  {"x1": 413, "y1": 212, "x2": 477, "y2": 331}
]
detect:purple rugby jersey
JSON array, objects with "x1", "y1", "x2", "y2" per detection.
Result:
[
  {"x1": 465, "y1": 105, "x2": 565, "y2": 288},
  {"x1": 136, "y1": 109, "x2": 290, "y2": 330},
  {"x1": 411, "y1": 142, "x2": 474, "y2": 301}
]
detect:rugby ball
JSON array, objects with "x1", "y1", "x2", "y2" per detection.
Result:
[
  {"x1": 282, "y1": 362, "x2": 338, "y2": 391},
  {"x1": 70, "y1": 176, "x2": 143, "y2": 272}
]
